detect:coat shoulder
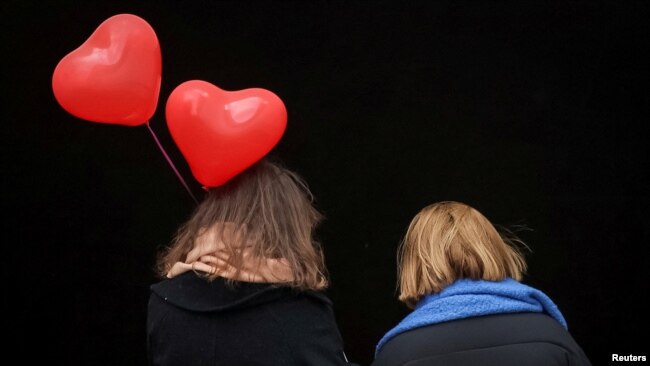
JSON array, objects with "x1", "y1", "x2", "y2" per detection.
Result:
[{"x1": 373, "y1": 313, "x2": 592, "y2": 366}]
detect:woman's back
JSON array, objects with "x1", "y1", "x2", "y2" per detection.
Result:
[{"x1": 148, "y1": 272, "x2": 349, "y2": 366}]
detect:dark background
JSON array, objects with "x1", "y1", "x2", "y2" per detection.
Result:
[{"x1": 2, "y1": 1, "x2": 648, "y2": 365}]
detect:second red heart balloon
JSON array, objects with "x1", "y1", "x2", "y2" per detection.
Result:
[
  {"x1": 166, "y1": 80, "x2": 287, "y2": 187},
  {"x1": 52, "y1": 14, "x2": 161, "y2": 126}
]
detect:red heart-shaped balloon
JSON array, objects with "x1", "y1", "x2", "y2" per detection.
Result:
[
  {"x1": 166, "y1": 80, "x2": 287, "y2": 187},
  {"x1": 52, "y1": 14, "x2": 161, "y2": 126}
]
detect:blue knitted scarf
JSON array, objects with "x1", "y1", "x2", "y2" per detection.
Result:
[{"x1": 376, "y1": 278, "x2": 567, "y2": 356}]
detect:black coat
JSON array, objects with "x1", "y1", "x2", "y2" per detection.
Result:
[
  {"x1": 147, "y1": 271, "x2": 352, "y2": 366},
  {"x1": 372, "y1": 313, "x2": 592, "y2": 366}
]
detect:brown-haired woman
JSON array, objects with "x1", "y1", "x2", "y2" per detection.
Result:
[
  {"x1": 147, "y1": 158, "x2": 355, "y2": 366},
  {"x1": 372, "y1": 201, "x2": 592, "y2": 366}
]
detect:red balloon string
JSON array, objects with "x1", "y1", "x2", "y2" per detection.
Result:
[{"x1": 146, "y1": 122, "x2": 198, "y2": 204}]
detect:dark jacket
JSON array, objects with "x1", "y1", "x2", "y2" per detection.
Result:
[
  {"x1": 372, "y1": 312, "x2": 592, "y2": 366},
  {"x1": 147, "y1": 271, "x2": 351, "y2": 366}
]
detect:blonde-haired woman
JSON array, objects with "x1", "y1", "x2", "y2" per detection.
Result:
[
  {"x1": 147, "y1": 158, "x2": 355, "y2": 366},
  {"x1": 373, "y1": 201, "x2": 591, "y2": 366}
]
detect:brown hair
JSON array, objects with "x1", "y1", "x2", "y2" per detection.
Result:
[
  {"x1": 156, "y1": 158, "x2": 328, "y2": 290},
  {"x1": 398, "y1": 201, "x2": 528, "y2": 308}
]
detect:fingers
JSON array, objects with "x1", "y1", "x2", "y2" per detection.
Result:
[
  {"x1": 166, "y1": 260, "x2": 225, "y2": 278},
  {"x1": 199, "y1": 255, "x2": 229, "y2": 267},
  {"x1": 186, "y1": 232, "x2": 218, "y2": 263},
  {"x1": 168, "y1": 239, "x2": 296, "y2": 284},
  {"x1": 166, "y1": 262, "x2": 193, "y2": 278},
  {"x1": 186, "y1": 224, "x2": 236, "y2": 262},
  {"x1": 191, "y1": 261, "x2": 218, "y2": 275}
]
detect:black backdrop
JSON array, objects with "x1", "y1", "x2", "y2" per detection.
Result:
[{"x1": 3, "y1": 1, "x2": 648, "y2": 365}]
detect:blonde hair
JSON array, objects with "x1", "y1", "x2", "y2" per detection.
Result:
[
  {"x1": 156, "y1": 158, "x2": 328, "y2": 291},
  {"x1": 398, "y1": 201, "x2": 528, "y2": 308}
]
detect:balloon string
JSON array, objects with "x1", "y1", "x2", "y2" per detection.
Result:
[{"x1": 146, "y1": 122, "x2": 198, "y2": 204}]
